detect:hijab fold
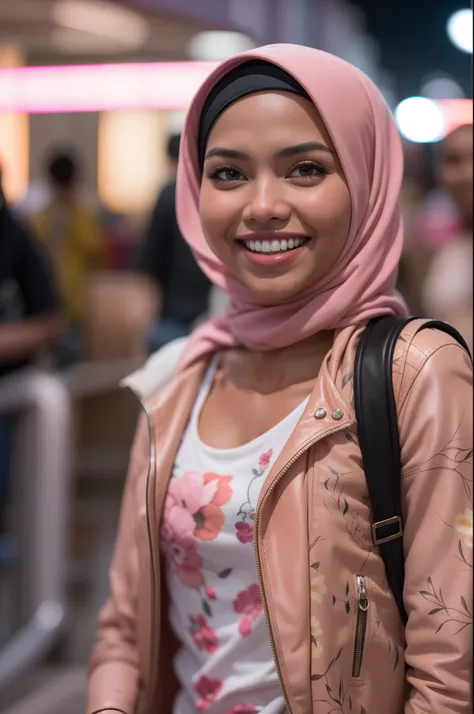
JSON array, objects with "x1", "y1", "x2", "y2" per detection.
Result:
[{"x1": 176, "y1": 44, "x2": 407, "y2": 369}]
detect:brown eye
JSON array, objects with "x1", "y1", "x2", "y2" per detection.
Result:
[
  {"x1": 289, "y1": 161, "x2": 328, "y2": 179},
  {"x1": 208, "y1": 166, "x2": 246, "y2": 182}
]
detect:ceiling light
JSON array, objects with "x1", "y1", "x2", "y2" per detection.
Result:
[
  {"x1": 447, "y1": 9, "x2": 473, "y2": 54},
  {"x1": 52, "y1": 0, "x2": 149, "y2": 50}
]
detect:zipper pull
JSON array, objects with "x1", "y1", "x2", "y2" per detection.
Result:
[{"x1": 356, "y1": 575, "x2": 369, "y2": 612}]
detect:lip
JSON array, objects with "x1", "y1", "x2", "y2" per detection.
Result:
[{"x1": 236, "y1": 233, "x2": 310, "y2": 268}]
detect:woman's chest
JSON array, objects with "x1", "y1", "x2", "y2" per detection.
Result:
[{"x1": 198, "y1": 381, "x2": 314, "y2": 449}]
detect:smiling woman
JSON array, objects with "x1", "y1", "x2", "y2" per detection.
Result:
[{"x1": 87, "y1": 43, "x2": 472, "y2": 714}]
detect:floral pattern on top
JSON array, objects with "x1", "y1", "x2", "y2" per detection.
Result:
[
  {"x1": 161, "y1": 471, "x2": 233, "y2": 590},
  {"x1": 189, "y1": 614, "x2": 218, "y2": 654},
  {"x1": 233, "y1": 584, "x2": 264, "y2": 637},
  {"x1": 234, "y1": 450, "x2": 273, "y2": 545},
  {"x1": 196, "y1": 675, "x2": 223, "y2": 711},
  {"x1": 161, "y1": 366, "x2": 307, "y2": 714}
]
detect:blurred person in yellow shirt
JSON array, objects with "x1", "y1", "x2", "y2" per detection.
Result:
[{"x1": 31, "y1": 150, "x2": 108, "y2": 363}]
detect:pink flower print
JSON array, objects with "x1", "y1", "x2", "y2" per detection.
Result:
[
  {"x1": 258, "y1": 449, "x2": 273, "y2": 471},
  {"x1": 163, "y1": 471, "x2": 216, "y2": 549},
  {"x1": 195, "y1": 675, "x2": 223, "y2": 711},
  {"x1": 161, "y1": 535, "x2": 204, "y2": 589},
  {"x1": 161, "y1": 470, "x2": 233, "y2": 587},
  {"x1": 235, "y1": 520, "x2": 254, "y2": 544},
  {"x1": 169, "y1": 471, "x2": 219, "y2": 525},
  {"x1": 189, "y1": 614, "x2": 217, "y2": 654},
  {"x1": 196, "y1": 473, "x2": 233, "y2": 541},
  {"x1": 226, "y1": 706, "x2": 259, "y2": 714},
  {"x1": 206, "y1": 587, "x2": 217, "y2": 601},
  {"x1": 233, "y1": 584, "x2": 263, "y2": 637}
]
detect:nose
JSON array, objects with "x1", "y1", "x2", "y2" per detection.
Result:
[{"x1": 243, "y1": 174, "x2": 291, "y2": 228}]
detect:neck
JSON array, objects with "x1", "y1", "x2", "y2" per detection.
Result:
[{"x1": 220, "y1": 330, "x2": 335, "y2": 392}]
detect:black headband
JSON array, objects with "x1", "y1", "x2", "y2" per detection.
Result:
[{"x1": 198, "y1": 60, "x2": 310, "y2": 170}]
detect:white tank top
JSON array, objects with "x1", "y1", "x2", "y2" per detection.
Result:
[{"x1": 161, "y1": 355, "x2": 309, "y2": 714}]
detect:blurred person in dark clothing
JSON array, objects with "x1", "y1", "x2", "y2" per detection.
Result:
[
  {"x1": 0, "y1": 169, "x2": 60, "y2": 506},
  {"x1": 134, "y1": 134, "x2": 212, "y2": 353},
  {"x1": 0, "y1": 174, "x2": 60, "y2": 379},
  {"x1": 423, "y1": 124, "x2": 473, "y2": 350},
  {"x1": 31, "y1": 149, "x2": 108, "y2": 363}
]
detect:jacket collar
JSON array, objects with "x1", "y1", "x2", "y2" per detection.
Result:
[{"x1": 124, "y1": 326, "x2": 359, "y2": 463}]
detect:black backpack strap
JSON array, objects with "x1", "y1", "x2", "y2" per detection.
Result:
[
  {"x1": 354, "y1": 315, "x2": 414, "y2": 625},
  {"x1": 354, "y1": 315, "x2": 472, "y2": 626}
]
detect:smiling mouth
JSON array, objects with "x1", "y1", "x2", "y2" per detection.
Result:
[{"x1": 239, "y1": 237, "x2": 310, "y2": 255}]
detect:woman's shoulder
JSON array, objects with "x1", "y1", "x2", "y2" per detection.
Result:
[
  {"x1": 122, "y1": 337, "x2": 189, "y2": 401},
  {"x1": 393, "y1": 318, "x2": 472, "y2": 413}
]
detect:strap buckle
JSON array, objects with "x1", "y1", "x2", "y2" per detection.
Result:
[{"x1": 372, "y1": 516, "x2": 403, "y2": 545}]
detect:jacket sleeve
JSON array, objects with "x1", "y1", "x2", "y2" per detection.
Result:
[
  {"x1": 399, "y1": 338, "x2": 473, "y2": 713},
  {"x1": 86, "y1": 413, "x2": 150, "y2": 714}
]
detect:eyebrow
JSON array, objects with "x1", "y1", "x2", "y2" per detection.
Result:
[{"x1": 204, "y1": 141, "x2": 333, "y2": 161}]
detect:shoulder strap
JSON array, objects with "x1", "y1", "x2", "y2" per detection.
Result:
[{"x1": 354, "y1": 315, "x2": 471, "y2": 626}]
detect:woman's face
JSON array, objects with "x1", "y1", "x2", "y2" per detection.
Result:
[{"x1": 200, "y1": 91, "x2": 351, "y2": 304}]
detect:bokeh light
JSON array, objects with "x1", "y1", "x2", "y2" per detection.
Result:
[
  {"x1": 394, "y1": 96, "x2": 447, "y2": 143},
  {"x1": 446, "y1": 9, "x2": 473, "y2": 54}
]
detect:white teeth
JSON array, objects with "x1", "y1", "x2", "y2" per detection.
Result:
[{"x1": 244, "y1": 237, "x2": 306, "y2": 254}]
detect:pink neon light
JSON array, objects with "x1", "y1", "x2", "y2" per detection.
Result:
[
  {"x1": 0, "y1": 63, "x2": 472, "y2": 125},
  {"x1": 0, "y1": 62, "x2": 218, "y2": 114}
]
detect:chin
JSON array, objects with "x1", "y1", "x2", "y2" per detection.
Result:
[{"x1": 241, "y1": 275, "x2": 310, "y2": 305}]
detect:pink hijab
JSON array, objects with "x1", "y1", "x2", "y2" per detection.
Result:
[{"x1": 176, "y1": 44, "x2": 407, "y2": 368}]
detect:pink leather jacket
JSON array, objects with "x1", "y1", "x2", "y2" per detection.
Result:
[{"x1": 87, "y1": 321, "x2": 473, "y2": 714}]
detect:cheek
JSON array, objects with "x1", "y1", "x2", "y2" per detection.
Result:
[
  {"x1": 199, "y1": 185, "x2": 239, "y2": 253},
  {"x1": 300, "y1": 181, "x2": 351, "y2": 239}
]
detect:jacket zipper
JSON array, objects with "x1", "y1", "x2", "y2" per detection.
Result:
[
  {"x1": 142, "y1": 403, "x2": 160, "y2": 712},
  {"x1": 352, "y1": 575, "x2": 369, "y2": 679},
  {"x1": 253, "y1": 421, "x2": 350, "y2": 714}
]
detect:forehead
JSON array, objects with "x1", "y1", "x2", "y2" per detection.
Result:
[{"x1": 206, "y1": 91, "x2": 332, "y2": 148}]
